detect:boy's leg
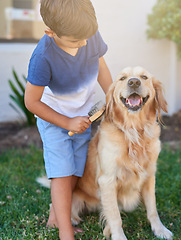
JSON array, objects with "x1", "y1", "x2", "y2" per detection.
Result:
[
  {"x1": 51, "y1": 176, "x2": 74, "y2": 240},
  {"x1": 47, "y1": 175, "x2": 79, "y2": 228},
  {"x1": 46, "y1": 204, "x2": 58, "y2": 228}
]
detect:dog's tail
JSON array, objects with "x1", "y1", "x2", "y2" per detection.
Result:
[{"x1": 36, "y1": 176, "x2": 51, "y2": 188}]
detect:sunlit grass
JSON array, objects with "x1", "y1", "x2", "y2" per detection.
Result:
[{"x1": 0, "y1": 145, "x2": 180, "y2": 239}]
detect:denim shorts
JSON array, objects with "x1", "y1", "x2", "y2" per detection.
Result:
[{"x1": 36, "y1": 118, "x2": 91, "y2": 179}]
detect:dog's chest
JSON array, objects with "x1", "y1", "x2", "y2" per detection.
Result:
[
  {"x1": 98, "y1": 125, "x2": 158, "y2": 191},
  {"x1": 116, "y1": 161, "x2": 147, "y2": 190},
  {"x1": 116, "y1": 140, "x2": 151, "y2": 187}
]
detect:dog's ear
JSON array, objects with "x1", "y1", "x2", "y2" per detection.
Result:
[{"x1": 152, "y1": 78, "x2": 168, "y2": 120}]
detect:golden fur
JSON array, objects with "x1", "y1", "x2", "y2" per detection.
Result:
[{"x1": 71, "y1": 67, "x2": 173, "y2": 240}]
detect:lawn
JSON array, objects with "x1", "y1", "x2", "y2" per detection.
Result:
[{"x1": 0, "y1": 145, "x2": 180, "y2": 240}]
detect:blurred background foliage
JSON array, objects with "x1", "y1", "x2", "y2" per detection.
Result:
[
  {"x1": 9, "y1": 69, "x2": 35, "y2": 126},
  {"x1": 147, "y1": 0, "x2": 181, "y2": 58}
]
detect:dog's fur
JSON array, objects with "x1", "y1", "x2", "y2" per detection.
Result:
[{"x1": 71, "y1": 67, "x2": 173, "y2": 240}]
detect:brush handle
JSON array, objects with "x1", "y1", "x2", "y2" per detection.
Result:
[{"x1": 68, "y1": 131, "x2": 75, "y2": 136}]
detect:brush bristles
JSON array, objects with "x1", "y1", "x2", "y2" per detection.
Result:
[
  {"x1": 89, "y1": 107, "x2": 99, "y2": 116},
  {"x1": 88, "y1": 101, "x2": 104, "y2": 116}
]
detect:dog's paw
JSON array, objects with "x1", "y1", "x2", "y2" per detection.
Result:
[
  {"x1": 111, "y1": 235, "x2": 127, "y2": 240},
  {"x1": 36, "y1": 176, "x2": 51, "y2": 188},
  {"x1": 153, "y1": 224, "x2": 173, "y2": 240},
  {"x1": 71, "y1": 216, "x2": 82, "y2": 226},
  {"x1": 111, "y1": 229, "x2": 128, "y2": 240},
  {"x1": 103, "y1": 224, "x2": 111, "y2": 239}
]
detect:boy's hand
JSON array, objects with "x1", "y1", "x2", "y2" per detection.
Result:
[{"x1": 68, "y1": 116, "x2": 91, "y2": 133}]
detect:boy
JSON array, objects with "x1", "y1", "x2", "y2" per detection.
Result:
[{"x1": 24, "y1": 0, "x2": 112, "y2": 239}]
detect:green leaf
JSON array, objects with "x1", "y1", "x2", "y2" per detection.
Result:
[
  {"x1": 9, "y1": 95, "x2": 26, "y2": 112},
  {"x1": 8, "y1": 80, "x2": 22, "y2": 100},
  {"x1": 12, "y1": 68, "x2": 25, "y2": 93},
  {"x1": 22, "y1": 74, "x2": 27, "y2": 83},
  {"x1": 9, "y1": 69, "x2": 35, "y2": 126},
  {"x1": 9, "y1": 103, "x2": 22, "y2": 115}
]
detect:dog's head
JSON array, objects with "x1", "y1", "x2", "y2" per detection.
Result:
[{"x1": 105, "y1": 66, "x2": 167, "y2": 125}]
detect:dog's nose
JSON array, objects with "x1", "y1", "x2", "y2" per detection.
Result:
[{"x1": 128, "y1": 78, "x2": 141, "y2": 88}]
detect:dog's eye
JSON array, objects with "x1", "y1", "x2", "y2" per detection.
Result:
[
  {"x1": 141, "y1": 75, "x2": 148, "y2": 80},
  {"x1": 120, "y1": 76, "x2": 127, "y2": 81}
]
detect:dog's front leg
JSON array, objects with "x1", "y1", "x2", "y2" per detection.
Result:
[
  {"x1": 142, "y1": 176, "x2": 173, "y2": 240},
  {"x1": 98, "y1": 175, "x2": 127, "y2": 240}
]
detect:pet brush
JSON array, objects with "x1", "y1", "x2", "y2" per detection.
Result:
[{"x1": 68, "y1": 101, "x2": 106, "y2": 136}]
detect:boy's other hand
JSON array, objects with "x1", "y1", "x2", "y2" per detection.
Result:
[{"x1": 68, "y1": 116, "x2": 91, "y2": 133}]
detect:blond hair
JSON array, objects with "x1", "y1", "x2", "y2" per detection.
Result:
[{"x1": 40, "y1": 0, "x2": 98, "y2": 39}]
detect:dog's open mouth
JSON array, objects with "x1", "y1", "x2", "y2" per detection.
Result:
[{"x1": 121, "y1": 93, "x2": 149, "y2": 111}]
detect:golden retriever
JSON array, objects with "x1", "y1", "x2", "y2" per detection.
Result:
[{"x1": 71, "y1": 66, "x2": 173, "y2": 240}]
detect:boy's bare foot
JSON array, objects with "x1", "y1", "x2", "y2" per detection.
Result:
[
  {"x1": 46, "y1": 204, "x2": 58, "y2": 228},
  {"x1": 46, "y1": 220, "x2": 58, "y2": 228},
  {"x1": 47, "y1": 222, "x2": 84, "y2": 233},
  {"x1": 47, "y1": 204, "x2": 84, "y2": 233}
]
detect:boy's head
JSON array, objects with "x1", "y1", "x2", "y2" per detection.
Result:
[{"x1": 40, "y1": 0, "x2": 98, "y2": 40}]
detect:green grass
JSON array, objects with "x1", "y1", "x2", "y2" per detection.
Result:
[{"x1": 0, "y1": 145, "x2": 180, "y2": 239}]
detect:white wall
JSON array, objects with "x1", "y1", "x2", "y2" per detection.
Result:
[
  {"x1": 92, "y1": 0, "x2": 181, "y2": 114},
  {"x1": 0, "y1": 43, "x2": 36, "y2": 122},
  {"x1": 0, "y1": 0, "x2": 181, "y2": 122}
]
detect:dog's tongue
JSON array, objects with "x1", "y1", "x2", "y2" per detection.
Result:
[{"x1": 127, "y1": 95, "x2": 141, "y2": 106}]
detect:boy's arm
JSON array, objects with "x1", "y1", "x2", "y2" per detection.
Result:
[
  {"x1": 97, "y1": 57, "x2": 113, "y2": 94},
  {"x1": 24, "y1": 81, "x2": 90, "y2": 133}
]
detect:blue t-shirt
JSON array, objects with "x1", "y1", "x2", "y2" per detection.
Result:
[{"x1": 27, "y1": 31, "x2": 107, "y2": 117}]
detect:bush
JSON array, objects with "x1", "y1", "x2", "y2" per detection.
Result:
[
  {"x1": 9, "y1": 69, "x2": 35, "y2": 126},
  {"x1": 147, "y1": 0, "x2": 181, "y2": 58}
]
